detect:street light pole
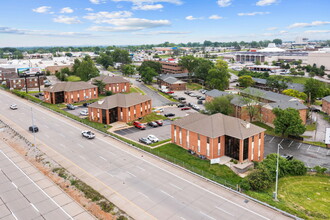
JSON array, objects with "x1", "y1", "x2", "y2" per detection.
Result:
[
  {"x1": 31, "y1": 107, "x2": 36, "y2": 147},
  {"x1": 274, "y1": 143, "x2": 281, "y2": 201}
]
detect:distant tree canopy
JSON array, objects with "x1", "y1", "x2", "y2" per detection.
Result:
[
  {"x1": 204, "y1": 95, "x2": 234, "y2": 115},
  {"x1": 72, "y1": 56, "x2": 99, "y2": 81},
  {"x1": 282, "y1": 89, "x2": 307, "y2": 101},
  {"x1": 138, "y1": 61, "x2": 162, "y2": 75},
  {"x1": 238, "y1": 75, "x2": 255, "y2": 88},
  {"x1": 96, "y1": 48, "x2": 131, "y2": 69},
  {"x1": 140, "y1": 67, "x2": 158, "y2": 84}
]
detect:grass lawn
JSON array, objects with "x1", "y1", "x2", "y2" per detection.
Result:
[
  {"x1": 153, "y1": 143, "x2": 242, "y2": 186},
  {"x1": 150, "y1": 138, "x2": 171, "y2": 147},
  {"x1": 129, "y1": 86, "x2": 146, "y2": 95},
  {"x1": 229, "y1": 69, "x2": 239, "y2": 76},
  {"x1": 66, "y1": 75, "x2": 81, "y2": 82},
  {"x1": 186, "y1": 83, "x2": 203, "y2": 91},
  {"x1": 306, "y1": 122, "x2": 317, "y2": 131},
  {"x1": 246, "y1": 175, "x2": 330, "y2": 220},
  {"x1": 252, "y1": 121, "x2": 277, "y2": 136},
  {"x1": 138, "y1": 112, "x2": 167, "y2": 123}
]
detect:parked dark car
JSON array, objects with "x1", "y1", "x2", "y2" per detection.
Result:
[
  {"x1": 197, "y1": 100, "x2": 203, "y2": 105},
  {"x1": 178, "y1": 97, "x2": 186, "y2": 100},
  {"x1": 309, "y1": 107, "x2": 321, "y2": 113},
  {"x1": 196, "y1": 95, "x2": 202, "y2": 99},
  {"x1": 184, "y1": 91, "x2": 191, "y2": 95},
  {"x1": 139, "y1": 137, "x2": 152, "y2": 145},
  {"x1": 188, "y1": 149, "x2": 195, "y2": 155},
  {"x1": 177, "y1": 104, "x2": 185, "y2": 108},
  {"x1": 198, "y1": 97, "x2": 205, "y2": 100},
  {"x1": 29, "y1": 125, "x2": 39, "y2": 133},
  {"x1": 155, "y1": 120, "x2": 163, "y2": 126},
  {"x1": 281, "y1": 154, "x2": 293, "y2": 160},
  {"x1": 83, "y1": 103, "x2": 91, "y2": 107},
  {"x1": 148, "y1": 121, "x2": 158, "y2": 127},
  {"x1": 67, "y1": 104, "x2": 76, "y2": 110},
  {"x1": 198, "y1": 155, "x2": 207, "y2": 160},
  {"x1": 164, "y1": 113, "x2": 175, "y2": 117}
]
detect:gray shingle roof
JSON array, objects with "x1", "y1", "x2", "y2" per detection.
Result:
[
  {"x1": 172, "y1": 113, "x2": 265, "y2": 139},
  {"x1": 205, "y1": 89, "x2": 229, "y2": 98},
  {"x1": 241, "y1": 87, "x2": 300, "y2": 102},
  {"x1": 322, "y1": 95, "x2": 330, "y2": 103},
  {"x1": 161, "y1": 76, "x2": 186, "y2": 84},
  {"x1": 93, "y1": 75, "x2": 129, "y2": 84},
  {"x1": 265, "y1": 101, "x2": 308, "y2": 110},
  {"x1": 44, "y1": 82, "x2": 97, "y2": 92},
  {"x1": 88, "y1": 93, "x2": 151, "y2": 109},
  {"x1": 252, "y1": 77, "x2": 305, "y2": 92}
]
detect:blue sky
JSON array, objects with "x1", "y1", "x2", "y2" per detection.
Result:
[{"x1": 0, "y1": 0, "x2": 329, "y2": 47}]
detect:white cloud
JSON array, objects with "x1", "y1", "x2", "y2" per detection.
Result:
[
  {"x1": 132, "y1": 4, "x2": 163, "y2": 10},
  {"x1": 0, "y1": 26, "x2": 91, "y2": 37},
  {"x1": 304, "y1": 30, "x2": 330, "y2": 34},
  {"x1": 53, "y1": 16, "x2": 82, "y2": 24},
  {"x1": 60, "y1": 7, "x2": 74, "y2": 14},
  {"x1": 32, "y1": 6, "x2": 52, "y2": 14},
  {"x1": 217, "y1": 0, "x2": 232, "y2": 7},
  {"x1": 209, "y1": 15, "x2": 223, "y2": 20},
  {"x1": 288, "y1": 21, "x2": 330, "y2": 29},
  {"x1": 88, "y1": 18, "x2": 170, "y2": 32},
  {"x1": 84, "y1": 11, "x2": 133, "y2": 23},
  {"x1": 112, "y1": 0, "x2": 182, "y2": 5},
  {"x1": 90, "y1": 0, "x2": 107, "y2": 4},
  {"x1": 238, "y1": 11, "x2": 270, "y2": 16},
  {"x1": 266, "y1": 27, "x2": 278, "y2": 31},
  {"x1": 256, "y1": 0, "x2": 277, "y2": 6},
  {"x1": 185, "y1": 15, "x2": 203, "y2": 20},
  {"x1": 85, "y1": 8, "x2": 94, "y2": 11}
]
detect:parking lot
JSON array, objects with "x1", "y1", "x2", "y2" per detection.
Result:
[
  {"x1": 63, "y1": 105, "x2": 88, "y2": 117},
  {"x1": 264, "y1": 135, "x2": 330, "y2": 168},
  {"x1": 172, "y1": 90, "x2": 206, "y2": 111},
  {"x1": 114, "y1": 120, "x2": 172, "y2": 143},
  {"x1": 162, "y1": 105, "x2": 199, "y2": 118}
]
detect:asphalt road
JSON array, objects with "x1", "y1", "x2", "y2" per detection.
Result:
[
  {"x1": 264, "y1": 135, "x2": 330, "y2": 169},
  {"x1": 0, "y1": 90, "x2": 292, "y2": 220}
]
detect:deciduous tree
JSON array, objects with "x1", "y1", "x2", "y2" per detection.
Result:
[{"x1": 272, "y1": 108, "x2": 306, "y2": 137}]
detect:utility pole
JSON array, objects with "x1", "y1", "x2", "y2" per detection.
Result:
[
  {"x1": 274, "y1": 143, "x2": 282, "y2": 201},
  {"x1": 31, "y1": 107, "x2": 36, "y2": 147}
]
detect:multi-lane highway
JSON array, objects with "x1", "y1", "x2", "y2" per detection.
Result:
[{"x1": 0, "y1": 90, "x2": 292, "y2": 220}]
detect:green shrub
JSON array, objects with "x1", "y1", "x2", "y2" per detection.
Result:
[
  {"x1": 247, "y1": 167, "x2": 272, "y2": 191},
  {"x1": 314, "y1": 165, "x2": 327, "y2": 174},
  {"x1": 105, "y1": 91, "x2": 112, "y2": 96}
]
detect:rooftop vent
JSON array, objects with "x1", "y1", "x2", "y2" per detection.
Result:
[
  {"x1": 98, "y1": 100, "x2": 104, "y2": 105},
  {"x1": 241, "y1": 121, "x2": 251, "y2": 129}
]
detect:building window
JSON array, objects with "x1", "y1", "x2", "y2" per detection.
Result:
[
  {"x1": 218, "y1": 137, "x2": 221, "y2": 156},
  {"x1": 187, "y1": 131, "x2": 189, "y2": 148},
  {"x1": 197, "y1": 134, "x2": 200, "y2": 152},
  {"x1": 179, "y1": 128, "x2": 182, "y2": 144},
  {"x1": 173, "y1": 125, "x2": 176, "y2": 142}
]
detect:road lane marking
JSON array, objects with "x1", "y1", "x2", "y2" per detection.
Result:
[
  {"x1": 11, "y1": 212, "x2": 18, "y2": 220},
  {"x1": 59, "y1": 133, "x2": 65, "y2": 138},
  {"x1": 136, "y1": 166, "x2": 145, "y2": 171},
  {"x1": 170, "y1": 183, "x2": 183, "y2": 191},
  {"x1": 327, "y1": 150, "x2": 330, "y2": 156},
  {"x1": 160, "y1": 190, "x2": 174, "y2": 198},
  {"x1": 127, "y1": 171, "x2": 136, "y2": 177},
  {"x1": 307, "y1": 145, "x2": 311, "y2": 150},
  {"x1": 269, "y1": 137, "x2": 275, "y2": 143},
  {"x1": 279, "y1": 139, "x2": 284, "y2": 145},
  {"x1": 298, "y1": 143, "x2": 302, "y2": 149},
  {"x1": 60, "y1": 144, "x2": 66, "y2": 148},
  {"x1": 79, "y1": 155, "x2": 86, "y2": 160},
  {"x1": 317, "y1": 147, "x2": 320, "y2": 152},
  {"x1": 99, "y1": 156, "x2": 107, "y2": 161},
  {"x1": 288, "y1": 141, "x2": 293, "y2": 148},
  {"x1": 44, "y1": 125, "x2": 49, "y2": 129},
  {"x1": 44, "y1": 134, "x2": 49, "y2": 138},
  {"x1": 107, "y1": 172, "x2": 113, "y2": 177},
  {"x1": 215, "y1": 206, "x2": 234, "y2": 216},
  {"x1": 138, "y1": 192, "x2": 150, "y2": 199},
  {"x1": 11, "y1": 182, "x2": 18, "y2": 189},
  {"x1": 200, "y1": 211, "x2": 216, "y2": 220},
  {"x1": 180, "y1": 217, "x2": 186, "y2": 220},
  {"x1": 31, "y1": 203, "x2": 39, "y2": 212},
  {"x1": 77, "y1": 144, "x2": 84, "y2": 148}
]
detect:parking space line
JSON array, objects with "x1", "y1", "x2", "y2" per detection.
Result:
[
  {"x1": 327, "y1": 150, "x2": 330, "y2": 156},
  {"x1": 170, "y1": 183, "x2": 183, "y2": 191},
  {"x1": 317, "y1": 147, "x2": 320, "y2": 152},
  {"x1": 297, "y1": 143, "x2": 302, "y2": 149},
  {"x1": 77, "y1": 143, "x2": 84, "y2": 148},
  {"x1": 200, "y1": 211, "x2": 216, "y2": 220},
  {"x1": 269, "y1": 137, "x2": 275, "y2": 143},
  {"x1": 279, "y1": 139, "x2": 284, "y2": 145},
  {"x1": 136, "y1": 166, "x2": 145, "y2": 171},
  {"x1": 99, "y1": 156, "x2": 107, "y2": 161},
  {"x1": 107, "y1": 172, "x2": 113, "y2": 177},
  {"x1": 307, "y1": 145, "x2": 311, "y2": 151},
  {"x1": 160, "y1": 190, "x2": 174, "y2": 199},
  {"x1": 60, "y1": 144, "x2": 66, "y2": 148},
  {"x1": 127, "y1": 171, "x2": 136, "y2": 177},
  {"x1": 31, "y1": 203, "x2": 39, "y2": 213},
  {"x1": 288, "y1": 141, "x2": 293, "y2": 148}
]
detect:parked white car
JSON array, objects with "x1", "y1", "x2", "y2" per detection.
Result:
[
  {"x1": 153, "y1": 108, "x2": 164, "y2": 113},
  {"x1": 80, "y1": 109, "x2": 88, "y2": 116},
  {"x1": 148, "y1": 135, "x2": 159, "y2": 143},
  {"x1": 10, "y1": 104, "x2": 18, "y2": 110},
  {"x1": 189, "y1": 93, "x2": 197, "y2": 97}
]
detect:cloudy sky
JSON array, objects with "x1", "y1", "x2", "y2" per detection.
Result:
[{"x1": 0, "y1": 0, "x2": 329, "y2": 47}]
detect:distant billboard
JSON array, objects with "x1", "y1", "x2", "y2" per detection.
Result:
[
  {"x1": 17, "y1": 67, "x2": 44, "y2": 76},
  {"x1": 325, "y1": 128, "x2": 330, "y2": 144}
]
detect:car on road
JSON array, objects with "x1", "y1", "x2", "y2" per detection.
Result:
[
  {"x1": 181, "y1": 107, "x2": 191, "y2": 111},
  {"x1": 192, "y1": 105, "x2": 200, "y2": 111},
  {"x1": 139, "y1": 137, "x2": 152, "y2": 145},
  {"x1": 148, "y1": 121, "x2": 158, "y2": 127},
  {"x1": 82, "y1": 130, "x2": 95, "y2": 139},
  {"x1": 164, "y1": 113, "x2": 175, "y2": 117},
  {"x1": 196, "y1": 95, "x2": 202, "y2": 99},
  {"x1": 177, "y1": 104, "x2": 185, "y2": 108},
  {"x1": 29, "y1": 125, "x2": 39, "y2": 133},
  {"x1": 155, "y1": 120, "x2": 163, "y2": 126},
  {"x1": 200, "y1": 89, "x2": 207, "y2": 94},
  {"x1": 133, "y1": 121, "x2": 146, "y2": 130},
  {"x1": 67, "y1": 104, "x2": 76, "y2": 110},
  {"x1": 80, "y1": 110, "x2": 88, "y2": 116},
  {"x1": 147, "y1": 135, "x2": 159, "y2": 143},
  {"x1": 10, "y1": 104, "x2": 18, "y2": 110}
]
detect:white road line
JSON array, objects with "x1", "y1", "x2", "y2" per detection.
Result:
[
  {"x1": 215, "y1": 206, "x2": 234, "y2": 216},
  {"x1": 180, "y1": 217, "x2": 186, "y2": 220},
  {"x1": 127, "y1": 171, "x2": 136, "y2": 177},
  {"x1": 107, "y1": 172, "x2": 113, "y2": 177},
  {"x1": 170, "y1": 183, "x2": 183, "y2": 191},
  {"x1": 77, "y1": 143, "x2": 84, "y2": 148},
  {"x1": 44, "y1": 125, "x2": 49, "y2": 129},
  {"x1": 269, "y1": 137, "x2": 275, "y2": 143},
  {"x1": 79, "y1": 155, "x2": 86, "y2": 160},
  {"x1": 3, "y1": 91, "x2": 271, "y2": 220},
  {"x1": 200, "y1": 211, "x2": 216, "y2": 220},
  {"x1": 160, "y1": 190, "x2": 174, "y2": 198},
  {"x1": 307, "y1": 145, "x2": 311, "y2": 150},
  {"x1": 317, "y1": 147, "x2": 320, "y2": 152},
  {"x1": 279, "y1": 139, "x2": 284, "y2": 145},
  {"x1": 11, "y1": 212, "x2": 18, "y2": 220},
  {"x1": 30, "y1": 203, "x2": 39, "y2": 212},
  {"x1": 327, "y1": 150, "x2": 330, "y2": 156},
  {"x1": 44, "y1": 134, "x2": 49, "y2": 138},
  {"x1": 60, "y1": 144, "x2": 66, "y2": 148},
  {"x1": 11, "y1": 182, "x2": 17, "y2": 189},
  {"x1": 298, "y1": 143, "x2": 302, "y2": 149},
  {"x1": 136, "y1": 166, "x2": 145, "y2": 171},
  {"x1": 138, "y1": 192, "x2": 149, "y2": 199},
  {"x1": 0, "y1": 150, "x2": 73, "y2": 219},
  {"x1": 59, "y1": 133, "x2": 65, "y2": 138},
  {"x1": 288, "y1": 141, "x2": 293, "y2": 148},
  {"x1": 99, "y1": 156, "x2": 107, "y2": 161}
]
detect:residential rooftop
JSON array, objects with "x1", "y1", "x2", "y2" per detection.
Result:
[
  {"x1": 93, "y1": 75, "x2": 129, "y2": 84},
  {"x1": 44, "y1": 81, "x2": 97, "y2": 92}
]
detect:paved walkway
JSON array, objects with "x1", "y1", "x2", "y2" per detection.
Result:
[{"x1": 303, "y1": 112, "x2": 329, "y2": 142}]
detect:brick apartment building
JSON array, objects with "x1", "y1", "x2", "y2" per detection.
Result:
[
  {"x1": 6, "y1": 77, "x2": 45, "y2": 90},
  {"x1": 322, "y1": 95, "x2": 330, "y2": 114},
  {"x1": 158, "y1": 75, "x2": 186, "y2": 91},
  {"x1": 45, "y1": 65, "x2": 73, "y2": 74},
  {"x1": 171, "y1": 113, "x2": 265, "y2": 162},
  {"x1": 159, "y1": 61, "x2": 188, "y2": 74},
  {"x1": 0, "y1": 67, "x2": 16, "y2": 82},
  {"x1": 88, "y1": 93, "x2": 152, "y2": 124},
  {"x1": 44, "y1": 82, "x2": 98, "y2": 104},
  {"x1": 93, "y1": 75, "x2": 130, "y2": 93}
]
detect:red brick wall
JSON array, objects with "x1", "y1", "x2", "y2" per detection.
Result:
[
  {"x1": 6, "y1": 77, "x2": 44, "y2": 90},
  {"x1": 105, "y1": 82, "x2": 130, "y2": 93},
  {"x1": 160, "y1": 81, "x2": 186, "y2": 91},
  {"x1": 322, "y1": 99, "x2": 330, "y2": 115},
  {"x1": 64, "y1": 88, "x2": 98, "y2": 104},
  {"x1": 261, "y1": 107, "x2": 307, "y2": 125}
]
